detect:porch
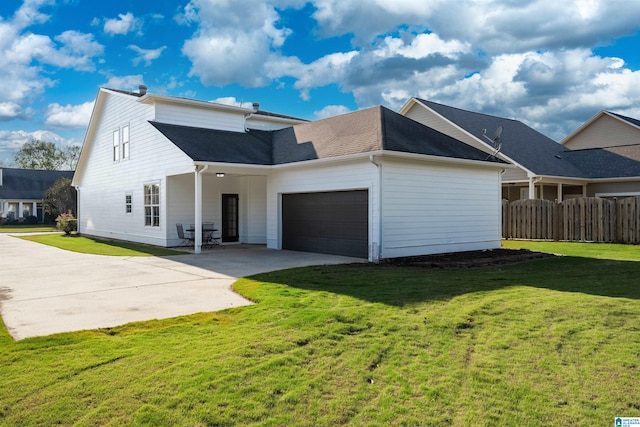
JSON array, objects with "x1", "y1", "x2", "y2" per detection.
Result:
[{"x1": 166, "y1": 166, "x2": 269, "y2": 253}]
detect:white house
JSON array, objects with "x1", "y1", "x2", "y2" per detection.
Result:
[
  {"x1": 0, "y1": 168, "x2": 74, "y2": 222},
  {"x1": 73, "y1": 87, "x2": 507, "y2": 261}
]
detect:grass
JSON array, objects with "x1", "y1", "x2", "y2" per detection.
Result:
[
  {"x1": 17, "y1": 234, "x2": 186, "y2": 256},
  {"x1": 0, "y1": 224, "x2": 57, "y2": 233},
  {"x1": 503, "y1": 239, "x2": 640, "y2": 261},
  {"x1": 1, "y1": 243, "x2": 640, "y2": 425}
]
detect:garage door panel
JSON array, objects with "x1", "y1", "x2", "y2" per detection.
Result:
[{"x1": 282, "y1": 190, "x2": 368, "y2": 258}]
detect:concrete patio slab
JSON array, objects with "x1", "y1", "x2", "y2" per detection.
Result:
[{"x1": 0, "y1": 233, "x2": 363, "y2": 340}]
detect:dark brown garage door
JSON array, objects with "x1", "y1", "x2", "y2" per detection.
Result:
[{"x1": 282, "y1": 190, "x2": 368, "y2": 258}]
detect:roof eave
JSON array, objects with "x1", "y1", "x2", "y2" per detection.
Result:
[{"x1": 138, "y1": 93, "x2": 257, "y2": 114}]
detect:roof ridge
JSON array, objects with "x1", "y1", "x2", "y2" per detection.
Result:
[
  {"x1": 416, "y1": 98, "x2": 521, "y2": 123},
  {"x1": 568, "y1": 143, "x2": 640, "y2": 152}
]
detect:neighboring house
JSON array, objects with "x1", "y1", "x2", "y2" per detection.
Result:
[
  {"x1": 0, "y1": 168, "x2": 75, "y2": 222},
  {"x1": 400, "y1": 98, "x2": 640, "y2": 202},
  {"x1": 559, "y1": 111, "x2": 640, "y2": 199},
  {"x1": 73, "y1": 87, "x2": 507, "y2": 261}
]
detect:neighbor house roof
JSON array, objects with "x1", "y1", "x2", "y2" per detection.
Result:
[
  {"x1": 414, "y1": 99, "x2": 586, "y2": 177},
  {"x1": 152, "y1": 106, "x2": 506, "y2": 167},
  {"x1": 0, "y1": 168, "x2": 74, "y2": 200},
  {"x1": 562, "y1": 144, "x2": 640, "y2": 179}
]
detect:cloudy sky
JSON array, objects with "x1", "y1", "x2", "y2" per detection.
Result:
[{"x1": 1, "y1": 0, "x2": 640, "y2": 167}]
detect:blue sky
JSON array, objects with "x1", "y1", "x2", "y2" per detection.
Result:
[{"x1": 1, "y1": 0, "x2": 640, "y2": 167}]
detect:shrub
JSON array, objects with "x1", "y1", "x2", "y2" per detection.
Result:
[
  {"x1": 24, "y1": 215, "x2": 39, "y2": 224},
  {"x1": 56, "y1": 212, "x2": 77, "y2": 235}
]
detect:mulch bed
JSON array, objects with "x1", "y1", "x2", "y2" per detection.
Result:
[{"x1": 381, "y1": 248, "x2": 554, "y2": 268}]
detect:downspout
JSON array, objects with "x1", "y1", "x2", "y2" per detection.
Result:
[
  {"x1": 194, "y1": 164, "x2": 209, "y2": 254},
  {"x1": 369, "y1": 155, "x2": 382, "y2": 263},
  {"x1": 73, "y1": 186, "x2": 80, "y2": 231}
]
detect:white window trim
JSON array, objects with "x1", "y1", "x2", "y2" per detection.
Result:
[
  {"x1": 122, "y1": 124, "x2": 130, "y2": 160},
  {"x1": 112, "y1": 128, "x2": 120, "y2": 162},
  {"x1": 125, "y1": 192, "x2": 133, "y2": 215},
  {"x1": 143, "y1": 183, "x2": 160, "y2": 227}
]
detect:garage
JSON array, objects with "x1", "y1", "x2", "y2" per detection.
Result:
[{"x1": 282, "y1": 190, "x2": 369, "y2": 258}]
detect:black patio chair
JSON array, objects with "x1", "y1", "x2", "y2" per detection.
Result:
[{"x1": 176, "y1": 223, "x2": 194, "y2": 247}]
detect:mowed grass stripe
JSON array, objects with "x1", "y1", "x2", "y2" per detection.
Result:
[{"x1": 1, "y1": 243, "x2": 639, "y2": 425}]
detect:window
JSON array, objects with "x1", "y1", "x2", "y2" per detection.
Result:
[
  {"x1": 125, "y1": 193, "x2": 132, "y2": 214},
  {"x1": 122, "y1": 125, "x2": 130, "y2": 159},
  {"x1": 113, "y1": 129, "x2": 120, "y2": 161},
  {"x1": 144, "y1": 184, "x2": 160, "y2": 227}
]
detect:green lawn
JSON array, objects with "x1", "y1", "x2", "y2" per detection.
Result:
[
  {"x1": 17, "y1": 234, "x2": 186, "y2": 256},
  {"x1": 0, "y1": 224, "x2": 57, "y2": 233},
  {"x1": 1, "y1": 243, "x2": 639, "y2": 425},
  {"x1": 503, "y1": 239, "x2": 640, "y2": 261}
]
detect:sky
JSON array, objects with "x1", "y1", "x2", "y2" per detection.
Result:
[{"x1": 1, "y1": 0, "x2": 640, "y2": 167}]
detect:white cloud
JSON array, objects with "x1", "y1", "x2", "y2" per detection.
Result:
[
  {"x1": 45, "y1": 101, "x2": 94, "y2": 128},
  {"x1": 103, "y1": 74, "x2": 145, "y2": 92},
  {"x1": 211, "y1": 97, "x2": 256, "y2": 109},
  {"x1": 0, "y1": 102, "x2": 25, "y2": 121},
  {"x1": 314, "y1": 105, "x2": 351, "y2": 119},
  {"x1": 305, "y1": 0, "x2": 640, "y2": 54},
  {"x1": 0, "y1": 129, "x2": 74, "y2": 166},
  {"x1": 103, "y1": 12, "x2": 141, "y2": 35},
  {"x1": 0, "y1": 2, "x2": 103, "y2": 121},
  {"x1": 128, "y1": 45, "x2": 167, "y2": 66},
  {"x1": 181, "y1": 0, "x2": 293, "y2": 86}
]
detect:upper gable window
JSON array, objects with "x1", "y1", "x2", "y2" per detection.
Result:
[
  {"x1": 122, "y1": 125, "x2": 130, "y2": 160},
  {"x1": 113, "y1": 129, "x2": 120, "y2": 161}
]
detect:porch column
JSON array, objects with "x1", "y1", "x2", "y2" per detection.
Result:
[
  {"x1": 528, "y1": 178, "x2": 535, "y2": 199},
  {"x1": 32, "y1": 202, "x2": 37, "y2": 218},
  {"x1": 194, "y1": 169, "x2": 203, "y2": 254},
  {"x1": 557, "y1": 183, "x2": 563, "y2": 202},
  {"x1": 18, "y1": 202, "x2": 23, "y2": 218},
  {"x1": 582, "y1": 185, "x2": 587, "y2": 197}
]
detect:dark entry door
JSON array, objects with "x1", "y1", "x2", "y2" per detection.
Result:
[
  {"x1": 222, "y1": 194, "x2": 239, "y2": 242},
  {"x1": 282, "y1": 190, "x2": 368, "y2": 258}
]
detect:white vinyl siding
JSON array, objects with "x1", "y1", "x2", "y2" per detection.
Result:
[
  {"x1": 155, "y1": 103, "x2": 245, "y2": 132},
  {"x1": 75, "y1": 91, "x2": 193, "y2": 246},
  {"x1": 380, "y1": 157, "x2": 502, "y2": 258}
]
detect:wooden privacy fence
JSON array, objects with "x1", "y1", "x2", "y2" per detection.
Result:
[{"x1": 502, "y1": 196, "x2": 640, "y2": 243}]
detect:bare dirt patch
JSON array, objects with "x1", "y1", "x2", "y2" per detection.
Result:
[{"x1": 382, "y1": 248, "x2": 553, "y2": 269}]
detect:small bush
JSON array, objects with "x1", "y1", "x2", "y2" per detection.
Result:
[
  {"x1": 56, "y1": 212, "x2": 77, "y2": 235},
  {"x1": 24, "y1": 215, "x2": 39, "y2": 224}
]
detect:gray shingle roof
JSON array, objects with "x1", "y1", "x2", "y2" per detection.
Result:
[
  {"x1": 562, "y1": 144, "x2": 640, "y2": 178},
  {"x1": 151, "y1": 106, "x2": 505, "y2": 167},
  {"x1": 416, "y1": 98, "x2": 640, "y2": 178},
  {"x1": 0, "y1": 168, "x2": 74, "y2": 200},
  {"x1": 150, "y1": 122, "x2": 273, "y2": 165},
  {"x1": 415, "y1": 99, "x2": 578, "y2": 175}
]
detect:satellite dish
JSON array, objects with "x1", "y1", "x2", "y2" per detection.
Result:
[
  {"x1": 482, "y1": 125, "x2": 504, "y2": 159},
  {"x1": 493, "y1": 126, "x2": 503, "y2": 142}
]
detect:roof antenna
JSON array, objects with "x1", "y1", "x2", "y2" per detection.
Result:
[{"x1": 482, "y1": 126, "x2": 503, "y2": 159}]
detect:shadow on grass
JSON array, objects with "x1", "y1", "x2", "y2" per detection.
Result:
[{"x1": 248, "y1": 256, "x2": 640, "y2": 306}]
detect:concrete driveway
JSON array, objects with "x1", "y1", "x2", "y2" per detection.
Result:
[{"x1": 0, "y1": 233, "x2": 363, "y2": 340}]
